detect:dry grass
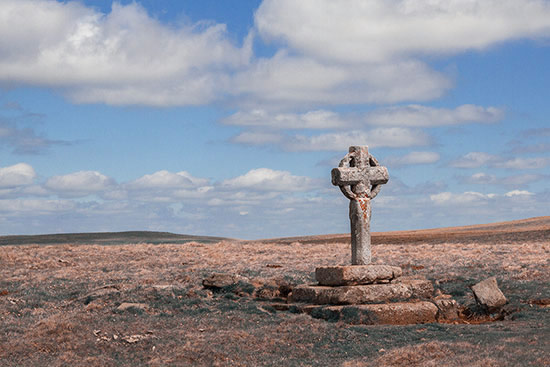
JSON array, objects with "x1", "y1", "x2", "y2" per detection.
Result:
[{"x1": 1, "y1": 217, "x2": 549, "y2": 366}]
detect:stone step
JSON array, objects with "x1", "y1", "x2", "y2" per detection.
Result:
[
  {"x1": 315, "y1": 265, "x2": 402, "y2": 286},
  {"x1": 303, "y1": 301, "x2": 438, "y2": 325},
  {"x1": 290, "y1": 277, "x2": 433, "y2": 305}
]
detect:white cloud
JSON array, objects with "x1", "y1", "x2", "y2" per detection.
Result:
[
  {"x1": 452, "y1": 153, "x2": 550, "y2": 170},
  {"x1": 45, "y1": 171, "x2": 114, "y2": 195},
  {"x1": 464, "y1": 172, "x2": 499, "y2": 185},
  {"x1": 0, "y1": 0, "x2": 250, "y2": 106},
  {"x1": 0, "y1": 163, "x2": 36, "y2": 188},
  {"x1": 255, "y1": 0, "x2": 550, "y2": 63},
  {"x1": 2, "y1": 0, "x2": 550, "y2": 109},
  {"x1": 430, "y1": 191, "x2": 495, "y2": 206},
  {"x1": 496, "y1": 157, "x2": 550, "y2": 169},
  {"x1": 231, "y1": 131, "x2": 284, "y2": 145},
  {"x1": 462, "y1": 172, "x2": 545, "y2": 186},
  {"x1": 285, "y1": 128, "x2": 431, "y2": 151},
  {"x1": 505, "y1": 190, "x2": 534, "y2": 197},
  {"x1": 223, "y1": 109, "x2": 346, "y2": 129},
  {"x1": 233, "y1": 53, "x2": 450, "y2": 106},
  {"x1": 0, "y1": 198, "x2": 76, "y2": 213},
  {"x1": 128, "y1": 170, "x2": 209, "y2": 189},
  {"x1": 222, "y1": 168, "x2": 314, "y2": 192},
  {"x1": 366, "y1": 104, "x2": 503, "y2": 127},
  {"x1": 450, "y1": 152, "x2": 501, "y2": 168},
  {"x1": 386, "y1": 151, "x2": 440, "y2": 166}
]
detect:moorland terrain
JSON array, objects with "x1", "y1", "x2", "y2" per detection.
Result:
[{"x1": 1, "y1": 216, "x2": 548, "y2": 366}]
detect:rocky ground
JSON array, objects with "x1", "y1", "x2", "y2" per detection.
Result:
[{"x1": 0, "y1": 217, "x2": 549, "y2": 366}]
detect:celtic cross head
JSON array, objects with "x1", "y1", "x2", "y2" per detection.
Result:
[{"x1": 331, "y1": 146, "x2": 389, "y2": 200}]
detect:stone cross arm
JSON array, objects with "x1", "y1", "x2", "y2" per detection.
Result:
[{"x1": 331, "y1": 166, "x2": 389, "y2": 187}]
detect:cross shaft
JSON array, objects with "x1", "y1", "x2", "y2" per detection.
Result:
[{"x1": 332, "y1": 146, "x2": 389, "y2": 265}]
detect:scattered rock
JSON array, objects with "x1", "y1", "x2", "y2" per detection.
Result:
[
  {"x1": 82, "y1": 285, "x2": 121, "y2": 305},
  {"x1": 202, "y1": 273, "x2": 247, "y2": 289},
  {"x1": 122, "y1": 334, "x2": 146, "y2": 344},
  {"x1": 202, "y1": 273, "x2": 256, "y2": 297},
  {"x1": 255, "y1": 284, "x2": 281, "y2": 300},
  {"x1": 315, "y1": 265, "x2": 402, "y2": 286},
  {"x1": 117, "y1": 302, "x2": 148, "y2": 312},
  {"x1": 471, "y1": 277, "x2": 507, "y2": 312},
  {"x1": 434, "y1": 299, "x2": 460, "y2": 321}
]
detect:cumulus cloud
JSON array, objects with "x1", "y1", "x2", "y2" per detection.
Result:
[
  {"x1": 366, "y1": 104, "x2": 503, "y2": 127},
  {"x1": 505, "y1": 190, "x2": 534, "y2": 197},
  {"x1": 0, "y1": 198, "x2": 76, "y2": 213},
  {"x1": 2, "y1": 0, "x2": 550, "y2": 109},
  {"x1": 452, "y1": 152, "x2": 550, "y2": 170},
  {"x1": 255, "y1": 0, "x2": 550, "y2": 63},
  {"x1": 45, "y1": 171, "x2": 114, "y2": 196},
  {"x1": 450, "y1": 152, "x2": 501, "y2": 168},
  {"x1": 231, "y1": 131, "x2": 284, "y2": 145},
  {"x1": 222, "y1": 109, "x2": 346, "y2": 129},
  {"x1": 0, "y1": 163, "x2": 36, "y2": 188},
  {"x1": 221, "y1": 168, "x2": 314, "y2": 192},
  {"x1": 232, "y1": 53, "x2": 450, "y2": 106},
  {"x1": 284, "y1": 128, "x2": 431, "y2": 152},
  {"x1": 0, "y1": 0, "x2": 250, "y2": 106},
  {"x1": 128, "y1": 170, "x2": 209, "y2": 189},
  {"x1": 461, "y1": 172, "x2": 545, "y2": 187},
  {"x1": 385, "y1": 151, "x2": 440, "y2": 167},
  {"x1": 225, "y1": 104, "x2": 501, "y2": 130},
  {"x1": 495, "y1": 157, "x2": 550, "y2": 169},
  {"x1": 430, "y1": 191, "x2": 496, "y2": 206}
]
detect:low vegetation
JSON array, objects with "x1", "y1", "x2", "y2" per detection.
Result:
[{"x1": 1, "y1": 217, "x2": 548, "y2": 366}]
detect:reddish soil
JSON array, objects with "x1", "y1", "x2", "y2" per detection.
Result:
[{"x1": 0, "y1": 216, "x2": 548, "y2": 366}]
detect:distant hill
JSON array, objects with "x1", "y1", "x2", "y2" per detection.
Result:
[
  {"x1": 257, "y1": 216, "x2": 550, "y2": 245},
  {"x1": 2, "y1": 216, "x2": 548, "y2": 246},
  {"x1": 0, "y1": 231, "x2": 233, "y2": 246}
]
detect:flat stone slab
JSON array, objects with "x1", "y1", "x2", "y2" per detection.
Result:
[
  {"x1": 315, "y1": 265, "x2": 402, "y2": 286},
  {"x1": 291, "y1": 278, "x2": 433, "y2": 305},
  {"x1": 471, "y1": 277, "x2": 507, "y2": 311},
  {"x1": 305, "y1": 302, "x2": 438, "y2": 325}
]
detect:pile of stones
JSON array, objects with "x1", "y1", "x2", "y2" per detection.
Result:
[{"x1": 286, "y1": 264, "x2": 459, "y2": 325}]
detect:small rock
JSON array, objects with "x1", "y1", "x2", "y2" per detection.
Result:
[
  {"x1": 117, "y1": 302, "x2": 148, "y2": 312},
  {"x1": 202, "y1": 273, "x2": 255, "y2": 296},
  {"x1": 471, "y1": 277, "x2": 507, "y2": 312},
  {"x1": 122, "y1": 334, "x2": 146, "y2": 343},
  {"x1": 202, "y1": 273, "x2": 247, "y2": 289},
  {"x1": 434, "y1": 298, "x2": 459, "y2": 321}
]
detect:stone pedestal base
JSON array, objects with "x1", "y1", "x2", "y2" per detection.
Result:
[
  {"x1": 315, "y1": 265, "x2": 402, "y2": 286},
  {"x1": 291, "y1": 277, "x2": 433, "y2": 305},
  {"x1": 285, "y1": 263, "x2": 460, "y2": 325},
  {"x1": 304, "y1": 302, "x2": 438, "y2": 325}
]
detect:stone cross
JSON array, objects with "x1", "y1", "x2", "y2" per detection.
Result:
[{"x1": 331, "y1": 146, "x2": 389, "y2": 265}]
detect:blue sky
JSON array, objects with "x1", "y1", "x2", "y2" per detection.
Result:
[{"x1": 0, "y1": 0, "x2": 549, "y2": 239}]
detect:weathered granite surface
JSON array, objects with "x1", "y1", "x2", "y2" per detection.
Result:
[
  {"x1": 291, "y1": 278, "x2": 433, "y2": 305},
  {"x1": 304, "y1": 302, "x2": 438, "y2": 325},
  {"x1": 315, "y1": 265, "x2": 402, "y2": 286},
  {"x1": 434, "y1": 298, "x2": 460, "y2": 321},
  {"x1": 331, "y1": 146, "x2": 389, "y2": 265},
  {"x1": 471, "y1": 277, "x2": 507, "y2": 311}
]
